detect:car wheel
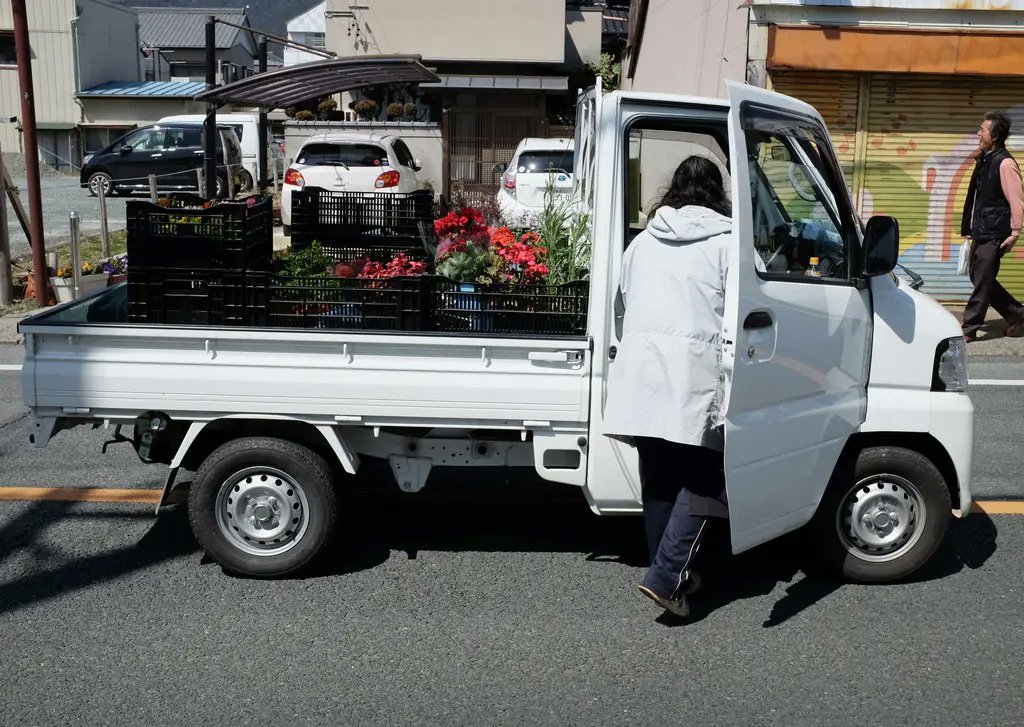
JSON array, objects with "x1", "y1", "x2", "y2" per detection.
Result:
[
  {"x1": 215, "y1": 174, "x2": 227, "y2": 199},
  {"x1": 87, "y1": 171, "x2": 113, "y2": 197},
  {"x1": 812, "y1": 446, "x2": 951, "y2": 583},
  {"x1": 239, "y1": 170, "x2": 254, "y2": 193},
  {"x1": 188, "y1": 437, "x2": 337, "y2": 577}
]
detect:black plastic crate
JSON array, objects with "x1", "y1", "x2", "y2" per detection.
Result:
[
  {"x1": 321, "y1": 244, "x2": 432, "y2": 268},
  {"x1": 127, "y1": 268, "x2": 260, "y2": 326},
  {"x1": 290, "y1": 188, "x2": 434, "y2": 250},
  {"x1": 430, "y1": 279, "x2": 589, "y2": 336},
  {"x1": 253, "y1": 273, "x2": 427, "y2": 331},
  {"x1": 127, "y1": 196, "x2": 273, "y2": 270}
]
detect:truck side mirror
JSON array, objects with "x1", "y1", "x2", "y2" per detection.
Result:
[
  {"x1": 492, "y1": 162, "x2": 507, "y2": 175},
  {"x1": 120, "y1": 145, "x2": 133, "y2": 155},
  {"x1": 863, "y1": 215, "x2": 899, "y2": 277}
]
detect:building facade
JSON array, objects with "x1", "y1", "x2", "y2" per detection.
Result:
[{"x1": 624, "y1": 0, "x2": 1024, "y2": 302}]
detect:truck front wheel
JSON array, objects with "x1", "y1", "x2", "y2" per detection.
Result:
[
  {"x1": 188, "y1": 437, "x2": 337, "y2": 577},
  {"x1": 813, "y1": 446, "x2": 951, "y2": 583}
]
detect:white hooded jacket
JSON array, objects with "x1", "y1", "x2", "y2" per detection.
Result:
[{"x1": 602, "y1": 205, "x2": 732, "y2": 449}]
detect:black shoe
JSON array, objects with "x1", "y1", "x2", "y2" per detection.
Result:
[{"x1": 638, "y1": 585, "x2": 690, "y2": 618}]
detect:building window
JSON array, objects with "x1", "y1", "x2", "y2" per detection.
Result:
[
  {"x1": 309, "y1": 32, "x2": 325, "y2": 50},
  {"x1": 0, "y1": 31, "x2": 17, "y2": 66}
]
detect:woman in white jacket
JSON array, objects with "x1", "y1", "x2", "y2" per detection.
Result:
[{"x1": 603, "y1": 155, "x2": 731, "y2": 620}]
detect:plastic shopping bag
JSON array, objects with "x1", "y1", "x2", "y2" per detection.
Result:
[{"x1": 957, "y1": 238, "x2": 971, "y2": 276}]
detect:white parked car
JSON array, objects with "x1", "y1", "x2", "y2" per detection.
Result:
[
  {"x1": 494, "y1": 138, "x2": 575, "y2": 225},
  {"x1": 281, "y1": 133, "x2": 428, "y2": 235}
]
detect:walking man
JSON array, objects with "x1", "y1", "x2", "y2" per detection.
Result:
[{"x1": 961, "y1": 111, "x2": 1024, "y2": 341}]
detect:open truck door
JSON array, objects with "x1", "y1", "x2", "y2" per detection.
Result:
[{"x1": 722, "y1": 82, "x2": 873, "y2": 553}]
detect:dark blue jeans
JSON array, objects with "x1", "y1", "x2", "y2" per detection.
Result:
[{"x1": 636, "y1": 438, "x2": 725, "y2": 599}]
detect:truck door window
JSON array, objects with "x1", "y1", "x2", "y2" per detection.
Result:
[
  {"x1": 743, "y1": 106, "x2": 858, "y2": 281},
  {"x1": 624, "y1": 124, "x2": 730, "y2": 248}
]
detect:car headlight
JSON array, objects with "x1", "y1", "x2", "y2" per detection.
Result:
[{"x1": 932, "y1": 336, "x2": 968, "y2": 392}]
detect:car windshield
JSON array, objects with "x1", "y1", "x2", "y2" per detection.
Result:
[
  {"x1": 297, "y1": 143, "x2": 388, "y2": 167},
  {"x1": 516, "y1": 150, "x2": 574, "y2": 174}
]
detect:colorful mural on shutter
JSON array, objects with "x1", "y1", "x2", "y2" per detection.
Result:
[
  {"x1": 772, "y1": 70, "x2": 1024, "y2": 303},
  {"x1": 862, "y1": 74, "x2": 1024, "y2": 302}
]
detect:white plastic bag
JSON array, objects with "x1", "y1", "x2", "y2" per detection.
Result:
[{"x1": 957, "y1": 238, "x2": 972, "y2": 276}]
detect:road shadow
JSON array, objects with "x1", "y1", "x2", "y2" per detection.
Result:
[
  {"x1": 0, "y1": 479, "x2": 1000, "y2": 624},
  {"x1": 0, "y1": 501, "x2": 196, "y2": 617}
]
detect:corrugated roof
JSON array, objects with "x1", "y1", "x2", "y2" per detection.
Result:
[
  {"x1": 603, "y1": 8, "x2": 628, "y2": 35},
  {"x1": 136, "y1": 7, "x2": 248, "y2": 49},
  {"x1": 78, "y1": 80, "x2": 208, "y2": 98},
  {"x1": 194, "y1": 55, "x2": 439, "y2": 107},
  {"x1": 420, "y1": 75, "x2": 568, "y2": 91}
]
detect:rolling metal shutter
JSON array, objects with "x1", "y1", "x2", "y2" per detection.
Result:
[
  {"x1": 863, "y1": 74, "x2": 1024, "y2": 303},
  {"x1": 769, "y1": 71, "x2": 861, "y2": 186}
]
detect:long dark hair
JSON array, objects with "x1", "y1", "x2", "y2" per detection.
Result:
[{"x1": 654, "y1": 155, "x2": 731, "y2": 217}]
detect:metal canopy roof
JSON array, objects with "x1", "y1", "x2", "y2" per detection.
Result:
[{"x1": 193, "y1": 55, "x2": 441, "y2": 109}]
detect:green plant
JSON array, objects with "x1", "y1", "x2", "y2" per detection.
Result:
[
  {"x1": 273, "y1": 241, "x2": 333, "y2": 277},
  {"x1": 586, "y1": 52, "x2": 621, "y2": 92},
  {"x1": 386, "y1": 102, "x2": 404, "y2": 119},
  {"x1": 536, "y1": 179, "x2": 591, "y2": 285},
  {"x1": 294, "y1": 110, "x2": 315, "y2": 121},
  {"x1": 435, "y1": 241, "x2": 496, "y2": 284},
  {"x1": 403, "y1": 102, "x2": 418, "y2": 119},
  {"x1": 285, "y1": 107, "x2": 298, "y2": 118}
]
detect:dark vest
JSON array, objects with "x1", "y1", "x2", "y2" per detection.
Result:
[{"x1": 961, "y1": 147, "x2": 1015, "y2": 241}]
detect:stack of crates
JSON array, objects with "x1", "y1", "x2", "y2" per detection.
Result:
[{"x1": 126, "y1": 195, "x2": 273, "y2": 326}]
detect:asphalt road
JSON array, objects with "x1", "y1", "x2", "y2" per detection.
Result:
[
  {"x1": 0, "y1": 348, "x2": 1021, "y2": 725},
  {"x1": 7, "y1": 176, "x2": 131, "y2": 257}
]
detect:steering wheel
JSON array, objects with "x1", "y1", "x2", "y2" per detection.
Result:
[{"x1": 788, "y1": 162, "x2": 818, "y2": 203}]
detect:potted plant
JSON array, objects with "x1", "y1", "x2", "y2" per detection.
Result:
[
  {"x1": 102, "y1": 255, "x2": 128, "y2": 286},
  {"x1": 403, "y1": 102, "x2": 418, "y2": 120},
  {"x1": 353, "y1": 99, "x2": 378, "y2": 121},
  {"x1": 51, "y1": 261, "x2": 110, "y2": 303}
]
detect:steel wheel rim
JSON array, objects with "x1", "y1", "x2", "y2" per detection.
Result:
[
  {"x1": 836, "y1": 474, "x2": 925, "y2": 563},
  {"x1": 215, "y1": 466, "x2": 310, "y2": 557}
]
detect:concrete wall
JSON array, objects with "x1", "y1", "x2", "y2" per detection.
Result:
[
  {"x1": 325, "y1": 0, "x2": 565, "y2": 63},
  {"x1": 80, "y1": 98, "x2": 207, "y2": 128},
  {"x1": 0, "y1": 0, "x2": 77, "y2": 153},
  {"x1": 76, "y1": 0, "x2": 141, "y2": 92},
  {"x1": 623, "y1": 0, "x2": 749, "y2": 99},
  {"x1": 283, "y1": 121, "x2": 443, "y2": 192},
  {"x1": 565, "y1": 7, "x2": 603, "y2": 70}
]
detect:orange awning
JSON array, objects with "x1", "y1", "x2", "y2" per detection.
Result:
[{"x1": 768, "y1": 26, "x2": 1024, "y2": 76}]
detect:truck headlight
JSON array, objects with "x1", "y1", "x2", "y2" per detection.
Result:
[{"x1": 932, "y1": 337, "x2": 968, "y2": 392}]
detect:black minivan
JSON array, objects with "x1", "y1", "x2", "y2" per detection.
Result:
[{"x1": 81, "y1": 122, "x2": 245, "y2": 198}]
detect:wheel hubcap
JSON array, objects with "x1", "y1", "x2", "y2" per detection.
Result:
[
  {"x1": 215, "y1": 467, "x2": 309, "y2": 557},
  {"x1": 836, "y1": 474, "x2": 924, "y2": 562}
]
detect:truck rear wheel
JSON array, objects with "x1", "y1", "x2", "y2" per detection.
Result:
[
  {"x1": 188, "y1": 437, "x2": 336, "y2": 577},
  {"x1": 813, "y1": 446, "x2": 951, "y2": 583}
]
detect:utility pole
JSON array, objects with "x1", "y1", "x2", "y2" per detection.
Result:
[
  {"x1": 12, "y1": 0, "x2": 47, "y2": 305},
  {"x1": 204, "y1": 16, "x2": 218, "y2": 199}
]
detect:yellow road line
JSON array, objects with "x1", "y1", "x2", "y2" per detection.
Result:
[
  {"x1": 0, "y1": 487, "x2": 182, "y2": 504},
  {"x1": 0, "y1": 488, "x2": 1021, "y2": 513},
  {"x1": 971, "y1": 500, "x2": 1024, "y2": 515}
]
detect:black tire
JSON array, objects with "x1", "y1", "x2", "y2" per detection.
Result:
[
  {"x1": 87, "y1": 171, "x2": 112, "y2": 197},
  {"x1": 239, "y1": 170, "x2": 254, "y2": 193},
  {"x1": 188, "y1": 437, "x2": 337, "y2": 577},
  {"x1": 812, "y1": 446, "x2": 951, "y2": 583},
  {"x1": 282, "y1": 224, "x2": 291, "y2": 237},
  {"x1": 215, "y1": 174, "x2": 227, "y2": 199}
]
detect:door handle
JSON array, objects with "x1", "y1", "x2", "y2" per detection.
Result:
[
  {"x1": 150, "y1": 153, "x2": 162, "y2": 158},
  {"x1": 743, "y1": 311, "x2": 774, "y2": 330}
]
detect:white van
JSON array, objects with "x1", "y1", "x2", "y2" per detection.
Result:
[
  {"x1": 158, "y1": 113, "x2": 264, "y2": 191},
  {"x1": 20, "y1": 81, "x2": 973, "y2": 582}
]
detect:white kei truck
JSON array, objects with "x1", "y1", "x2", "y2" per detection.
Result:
[{"x1": 19, "y1": 82, "x2": 974, "y2": 581}]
